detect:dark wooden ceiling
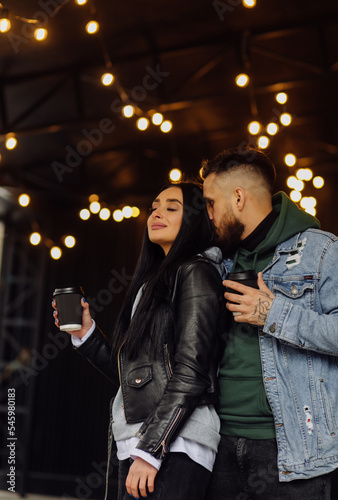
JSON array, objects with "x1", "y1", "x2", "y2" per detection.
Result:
[{"x1": 0, "y1": 0, "x2": 338, "y2": 232}]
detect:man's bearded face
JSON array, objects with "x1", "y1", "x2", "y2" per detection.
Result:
[{"x1": 213, "y1": 206, "x2": 244, "y2": 257}]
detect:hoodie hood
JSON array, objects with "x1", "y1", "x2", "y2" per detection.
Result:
[
  {"x1": 203, "y1": 246, "x2": 225, "y2": 277},
  {"x1": 232, "y1": 191, "x2": 320, "y2": 273}
]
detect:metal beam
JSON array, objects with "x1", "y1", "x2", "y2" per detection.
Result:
[
  {"x1": 8, "y1": 75, "x2": 72, "y2": 131},
  {"x1": 250, "y1": 45, "x2": 325, "y2": 75}
]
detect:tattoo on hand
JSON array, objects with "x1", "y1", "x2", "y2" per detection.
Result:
[{"x1": 253, "y1": 297, "x2": 272, "y2": 324}]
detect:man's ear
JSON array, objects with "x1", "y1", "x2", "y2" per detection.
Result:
[{"x1": 234, "y1": 187, "x2": 245, "y2": 211}]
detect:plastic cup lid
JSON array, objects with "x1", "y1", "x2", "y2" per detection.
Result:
[{"x1": 53, "y1": 286, "x2": 84, "y2": 296}]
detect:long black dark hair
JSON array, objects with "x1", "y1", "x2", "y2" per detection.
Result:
[{"x1": 112, "y1": 181, "x2": 217, "y2": 359}]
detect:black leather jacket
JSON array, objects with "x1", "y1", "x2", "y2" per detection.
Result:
[{"x1": 76, "y1": 256, "x2": 226, "y2": 459}]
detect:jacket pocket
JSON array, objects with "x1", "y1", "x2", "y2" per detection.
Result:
[
  {"x1": 273, "y1": 278, "x2": 314, "y2": 299},
  {"x1": 272, "y1": 276, "x2": 315, "y2": 309},
  {"x1": 127, "y1": 364, "x2": 153, "y2": 388},
  {"x1": 319, "y1": 379, "x2": 337, "y2": 436}
]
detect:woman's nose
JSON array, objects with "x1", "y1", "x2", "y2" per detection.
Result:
[{"x1": 152, "y1": 207, "x2": 163, "y2": 218}]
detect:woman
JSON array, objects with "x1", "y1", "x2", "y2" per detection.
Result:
[{"x1": 53, "y1": 182, "x2": 226, "y2": 500}]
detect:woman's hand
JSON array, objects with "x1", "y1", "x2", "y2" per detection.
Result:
[
  {"x1": 52, "y1": 297, "x2": 93, "y2": 338},
  {"x1": 125, "y1": 457, "x2": 157, "y2": 498}
]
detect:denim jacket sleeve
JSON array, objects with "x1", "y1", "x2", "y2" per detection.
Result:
[
  {"x1": 263, "y1": 235, "x2": 338, "y2": 356},
  {"x1": 136, "y1": 260, "x2": 225, "y2": 458}
]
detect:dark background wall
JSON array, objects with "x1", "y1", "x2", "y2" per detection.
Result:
[{"x1": 0, "y1": 211, "x2": 145, "y2": 498}]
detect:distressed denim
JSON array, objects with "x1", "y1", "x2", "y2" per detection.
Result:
[{"x1": 223, "y1": 229, "x2": 338, "y2": 481}]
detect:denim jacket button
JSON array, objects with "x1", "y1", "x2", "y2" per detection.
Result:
[
  {"x1": 291, "y1": 285, "x2": 298, "y2": 295},
  {"x1": 269, "y1": 323, "x2": 276, "y2": 333},
  {"x1": 135, "y1": 378, "x2": 142, "y2": 384}
]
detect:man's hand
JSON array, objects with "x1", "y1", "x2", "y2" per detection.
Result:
[
  {"x1": 223, "y1": 272, "x2": 275, "y2": 326},
  {"x1": 126, "y1": 457, "x2": 158, "y2": 498}
]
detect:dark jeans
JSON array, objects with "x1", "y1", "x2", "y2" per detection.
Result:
[
  {"x1": 117, "y1": 452, "x2": 211, "y2": 500},
  {"x1": 207, "y1": 435, "x2": 331, "y2": 500}
]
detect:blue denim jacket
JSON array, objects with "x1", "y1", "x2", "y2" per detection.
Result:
[{"x1": 224, "y1": 228, "x2": 338, "y2": 481}]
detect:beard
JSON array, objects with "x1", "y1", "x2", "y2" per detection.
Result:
[{"x1": 213, "y1": 212, "x2": 244, "y2": 258}]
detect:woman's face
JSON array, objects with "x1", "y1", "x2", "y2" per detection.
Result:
[{"x1": 147, "y1": 186, "x2": 184, "y2": 255}]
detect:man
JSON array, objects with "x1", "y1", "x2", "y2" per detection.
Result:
[{"x1": 202, "y1": 146, "x2": 338, "y2": 499}]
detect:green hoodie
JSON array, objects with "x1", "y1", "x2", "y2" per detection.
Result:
[{"x1": 219, "y1": 192, "x2": 320, "y2": 439}]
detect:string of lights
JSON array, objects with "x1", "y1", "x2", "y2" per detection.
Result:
[
  {"x1": 235, "y1": 79, "x2": 324, "y2": 216},
  {"x1": 0, "y1": 0, "x2": 174, "y2": 155},
  {"x1": 3, "y1": 0, "x2": 327, "y2": 258}
]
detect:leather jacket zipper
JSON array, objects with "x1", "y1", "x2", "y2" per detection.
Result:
[
  {"x1": 117, "y1": 343, "x2": 126, "y2": 410},
  {"x1": 153, "y1": 407, "x2": 185, "y2": 458}
]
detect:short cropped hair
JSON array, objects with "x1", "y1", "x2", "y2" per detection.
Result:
[{"x1": 201, "y1": 146, "x2": 276, "y2": 194}]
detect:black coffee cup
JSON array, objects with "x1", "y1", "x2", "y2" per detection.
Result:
[
  {"x1": 226, "y1": 270, "x2": 258, "y2": 295},
  {"x1": 53, "y1": 286, "x2": 84, "y2": 331}
]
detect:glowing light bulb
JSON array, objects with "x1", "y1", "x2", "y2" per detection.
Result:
[
  {"x1": 122, "y1": 206, "x2": 133, "y2": 218},
  {"x1": 89, "y1": 201, "x2": 101, "y2": 214},
  {"x1": 169, "y1": 169, "x2": 182, "y2": 182},
  {"x1": 305, "y1": 207, "x2": 316, "y2": 216},
  {"x1": 79, "y1": 208, "x2": 90, "y2": 220},
  {"x1": 276, "y1": 92, "x2": 288, "y2": 104},
  {"x1": 257, "y1": 136, "x2": 270, "y2": 149},
  {"x1": 64, "y1": 235, "x2": 76, "y2": 248},
  {"x1": 101, "y1": 73, "x2": 114, "y2": 86},
  {"x1": 296, "y1": 169, "x2": 306, "y2": 180},
  {"x1": 0, "y1": 16, "x2": 10, "y2": 33},
  {"x1": 296, "y1": 168, "x2": 312, "y2": 181},
  {"x1": 284, "y1": 154, "x2": 297, "y2": 167},
  {"x1": 303, "y1": 169, "x2": 313, "y2": 181},
  {"x1": 99, "y1": 208, "x2": 111, "y2": 220},
  {"x1": 160, "y1": 120, "x2": 173, "y2": 133},
  {"x1": 242, "y1": 0, "x2": 256, "y2": 7},
  {"x1": 313, "y1": 176, "x2": 324, "y2": 189},
  {"x1": 30, "y1": 232, "x2": 41, "y2": 245},
  {"x1": 50, "y1": 246, "x2": 62, "y2": 260},
  {"x1": 137, "y1": 118, "x2": 149, "y2": 131},
  {"x1": 287, "y1": 176, "x2": 304, "y2": 191},
  {"x1": 248, "y1": 121, "x2": 261, "y2": 135},
  {"x1": 280, "y1": 113, "x2": 292, "y2": 126},
  {"x1": 5, "y1": 137, "x2": 17, "y2": 150},
  {"x1": 113, "y1": 209, "x2": 124, "y2": 222},
  {"x1": 290, "y1": 191, "x2": 301, "y2": 202},
  {"x1": 88, "y1": 194, "x2": 99, "y2": 202},
  {"x1": 34, "y1": 28, "x2": 47, "y2": 41},
  {"x1": 235, "y1": 73, "x2": 249, "y2": 87},
  {"x1": 122, "y1": 105, "x2": 135, "y2": 118},
  {"x1": 266, "y1": 123, "x2": 279, "y2": 135},
  {"x1": 86, "y1": 21, "x2": 99, "y2": 34},
  {"x1": 75, "y1": 0, "x2": 87, "y2": 4},
  {"x1": 152, "y1": 113, "x2": 163, "y2": 125},
  {"x1": 18, "y1": 194, "x2": 30, "y2": 207},
  {"x1": 131, "y1": 206, "x2": 140, "y2": 217}
]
